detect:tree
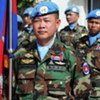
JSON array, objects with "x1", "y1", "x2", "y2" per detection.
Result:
[{"x1": 17, "y1": 0, "x2": 35, "y2": 15}]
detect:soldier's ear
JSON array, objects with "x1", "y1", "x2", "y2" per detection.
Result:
[{"x1": 56, "y1": 19, "x2": 61, "y2": 28}]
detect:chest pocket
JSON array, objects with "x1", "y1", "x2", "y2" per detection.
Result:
[
  {"x1": 15, "y1": 57, "x2": 37, "y2": 94},
  {"x1": 43, "y1": 59, "x2": 71, "y2": 96}
]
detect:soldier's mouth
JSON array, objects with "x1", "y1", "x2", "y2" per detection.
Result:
[{"x1": 38, "y1": 31, "x2": 47, "y2": 34}]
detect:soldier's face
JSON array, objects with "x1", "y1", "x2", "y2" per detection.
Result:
[
  {"x1": 88, "y1": 18, "x2": 100, "y2": 35},
  {"x1": 24, "y1": 16, "x2": 32, "y2": 24},
  {"x1": 65, "y1": 12, "x2": 79, "y2": 24},
  {"x1": 32, "y1": 14, "x2": 61, "y2": 44}
]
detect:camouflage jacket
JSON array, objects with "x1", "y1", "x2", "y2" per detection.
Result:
[
  {"x1": 18, "y1": 31, "x2": 36, "y2": 46},
  {"x1": 13, "y1": 36, "x2": 91, "y2": 100},
  {"x1": 59, "y1": 24, "x2": 88, "y2": 49},
  {"x1": 76, "y1": 34, "x2": 100, "y2": 99}
]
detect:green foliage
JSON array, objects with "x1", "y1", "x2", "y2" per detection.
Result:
[
  {"x1": 17, "y1": 0, "x2": 51, "y2": 15},
  {"x1": 17, "y1": 0, "x2": 34, "y2": 9},
  {"x1": 17, "y1": 0, "x2": 35, "y2": 15}
]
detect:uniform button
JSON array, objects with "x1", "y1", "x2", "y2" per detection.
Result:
[
  {"x1": 49, "y1": 81, "x2": 52, "y2": 84},
  {"x1": 60, "y1": 81, "x2": 63, "y2": 84}
]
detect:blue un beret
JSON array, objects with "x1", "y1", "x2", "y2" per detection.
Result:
[
  {"x1": 65, "y1": 6, "x2": 79, "y2": 14},
  {"x1": 31, "y1": 1, "x2": 59, "y2": 18},
  {"x1": 86, "y1": 9, "x2": 100, "y2": 19},
  {"x1": 17, "y1": 15, "x2": 23, "y2": 23},
  {"x1": 23, "y1": 7, "x2": 35, "y2": 17}
]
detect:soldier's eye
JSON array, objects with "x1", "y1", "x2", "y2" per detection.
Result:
[{"x1": 89, "y1": 21, "x2": 100, "y2": 25}]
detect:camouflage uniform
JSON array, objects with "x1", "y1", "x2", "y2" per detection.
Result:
[
  {"x1": 87, "y1": 39, "x2": 100, "y2": 100},
  {"x1": 76, "y1": 34, "x2": 100, "y2": 100},
  {"x1": 18, "y1": 7, "x2": 36, "y2": 45},
  {"x1": 59, "y1": 24, "x2": 88, "y2": 49},
  {"x1": 18, "y1": 31, "x2": 36, "y2": 46},
  {"x1": 12, "y1": 2, "x2": 91, "y2": 100},
  {"x1": 12, "y1": 36, "x2": 92, "y2": 100}
]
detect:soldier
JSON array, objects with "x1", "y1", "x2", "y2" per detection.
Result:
[
  {"x1": 13, "y1": 1, "x2": 91, "y2": 100},
  {"x1": 84, "y1": 9, "x2": 100, "y2": 100},
  {"x1": 18, "y1": 7, "x2": 36, "y2": 46},
  {"x1": 75, "y1": 9, "x2": 100, "y2": 100},
  {"x1": 17, "y1": 15, "x2": 24, "y2": 45},
  {"x1": 59, "y1": 6, "x2": 88, "y2": 49},
  {"x1": 23, "y1": 7, "x2": 34, "y2": 34}
]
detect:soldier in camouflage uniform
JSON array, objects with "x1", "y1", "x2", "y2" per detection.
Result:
[
  {"x1": 77, "y1": 9, "x2": 100, "y2": 100},
  {"x1": 23, "y1": 7, "x2": 34, "y2": 34},
  {"x1": 12, "y1": 1, "x2": 92, "y2": 100},
  {"x1": 59, "y1": 6, "x2": 88, "y2": 49},
  {"x1": 18, "y1": 7, "x2": 36, "y2": 46}
]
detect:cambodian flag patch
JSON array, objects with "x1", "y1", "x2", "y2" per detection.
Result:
[
  {"x1": 96, "y1": 44, "x2": 100, "y2": 50},
  {"x1": 82, "y1": 62, "x2": 90, "y2": 75},
  {"x1": 51, "y1": 52, "x2": 64, "y2": 61}
]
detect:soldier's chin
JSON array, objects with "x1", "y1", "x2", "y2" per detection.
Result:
[
  {"x1": 37, "y1": 37, "x2": 47, "y2": 41},
  {"x1": 89, "y1": 32, "x2": 98, "y2": 36}
]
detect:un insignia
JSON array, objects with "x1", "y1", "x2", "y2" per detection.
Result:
[
  {"x1": 72, "y1": 8, "x2": 77, "y2": 12},
  {"x1": 96, "y1": 11, "x2": 100, "y2": 16},
  {"x1": 40, "y1": 6, "x2": 48, "y2": 14}
]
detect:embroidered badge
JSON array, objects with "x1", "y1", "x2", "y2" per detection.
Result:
[
  {"x1": 96, "y1": 44, "x2": 100, "y2": 50},
  {"x1": 54, "y1": 61, "x2": 66, "y2": 65},
  {"x1": 51, "y1": 52, "x2": 64, "y2": 61},
  {"x1": 79, "y1": 43, "x2": 86, "y2": 47},
  {"x1": 96, "y1": 11, "x2": 100, "y2": 16},
  {"x1": 82, "y1": 62, "x2": 90, "y2": 75},
  {"x1": 72, "y1": 8, "x2": 77, "y2": 12},
  {"x1": 24, "y1": 53, "x2": 33, "y2": 58},
  {"x1": 40, "y1": 6, "x2": 48, "y2": 14},
  {"x1": 21, "y1": 59, "x2": 34, "y2": 64}
]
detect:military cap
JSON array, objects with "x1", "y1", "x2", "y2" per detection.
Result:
[
  {"x1": 23, "y1": 7, "x2": 34, "y2": 17},
  {"x1": 17, "y1": 15, "x2": 23, "y2": 23},
  {"x1": 65, "y1": 5, "x2": 79, "y2": 14},
  {"x1": 86, "y1": 9, "x2": 100, "y2": 19},
  {"x1": 31, "y1": 1, "x2": 59, "y2": 18}
]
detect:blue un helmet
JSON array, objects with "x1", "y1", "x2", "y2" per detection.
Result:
[
  {"x1": 65, "y1": 5, "x2": 80, "y2": 14},
  {"x1": 23, "y1": 7, "x2": 34, "y2": 17},
  {"x1": 17, "y1": 15, "x2": 23, "y2": 23},
  {"x1": 31, "y1": 1, "x2": 59, "y2": 18},
  {"x1": 86, "y1": 9, "x2": 100, "y2": 19}
]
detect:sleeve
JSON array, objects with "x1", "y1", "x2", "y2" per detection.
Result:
[
  {"x1": 72, "y1": 56, "x2": 92, "y2": 99},
  {"x1": 64, "y1": 47, "x2": 92, "y2": 99}
]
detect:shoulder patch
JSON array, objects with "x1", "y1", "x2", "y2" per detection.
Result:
[{"x1": 82, "y1": 62, "x2": 90, "y2": 75}]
